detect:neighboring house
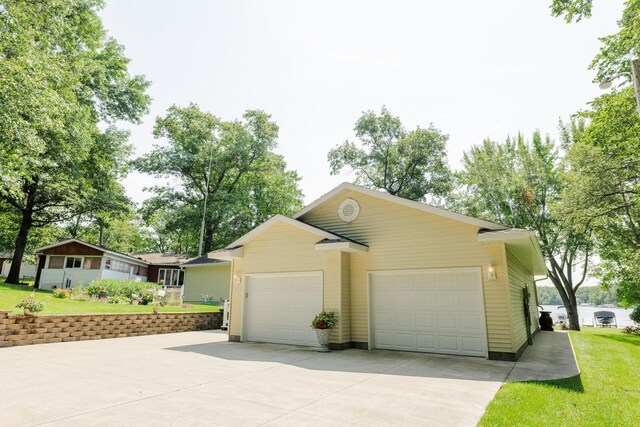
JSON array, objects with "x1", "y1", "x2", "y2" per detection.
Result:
[
  {"x1": 221, "y1": 183, "x2": 546, "y2": 361},
  {"x1": 129, "y1": 253, "x2": 192, "y2": 286},
  {"x1": 0, "y1": 253, "x2": 38, "y2": 279},
  {"x1": 180, "y1": 256, "x2": 231, "y2": 302},
  {"x1": 35, "y1": 239, "x2": 149, "y2": 290}
]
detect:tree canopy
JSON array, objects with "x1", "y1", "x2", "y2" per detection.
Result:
[
  {"x1": 551, "y1": 0, "x2": 640, "y2": 84},
  {"x1": 454, "y1": 132, "x2": 594, "y2": 330},
  {"x1": 0, "y1": 0, "x2": 150, "y2": 283},
  {"x1": 328, "y1": 107, "x2": 452, "y2": 202},
  {"x1": 558, "y1": 87, "x2": 640, "y2": 307},
  {"x1": 133, "y1": 104, "x2": 303, "y2": 254}
]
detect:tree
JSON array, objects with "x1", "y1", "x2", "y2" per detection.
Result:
[
  {"x1": 551, "y1": 0, "x2": 640, "y2": 84},
  {"x1": 133, "y1": 104, "x2": 304, "y2": 253},
  {"x1": 558, "y1": 88, "x2": 640, "y2": 307},
  {"x1": 328, "y1": 107, "x2": 452, "y2": 202},
  {"x1": 0, "y1": 0, "x2": 150, "y2": 284},
  {"x1": 454, "y1": 132, "x2": 594, "y2": 330}
]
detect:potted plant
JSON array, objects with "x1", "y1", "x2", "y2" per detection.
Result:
[
  {"x1": 98, "y1": 286, "x2": 108, "y2": 300},
  {"x1": 16, "y1": 299, "x2": 45, "y2": 316},
  {"x1": 310, "y1": 311, "x2": 338, "y2": 352}
]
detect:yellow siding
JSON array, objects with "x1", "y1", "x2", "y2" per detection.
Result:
[
  {"x1": 301, "y1": 189, "x2": 515, "y2": 353},
  {"x1": 506, "y1": 249, "x2": 539, "y2": 351},
  {"x1": 228, "y1": 222, "x2": 342, "y2": 340},
  {"x1": 340, "y1": 252, "x2": 351, "y2": 343},
  {"x1": 183, "y1": 264, "x2": 231, "y2": 302}
]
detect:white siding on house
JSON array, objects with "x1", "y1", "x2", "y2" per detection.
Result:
[
  {"x1": 39, "y1": 269, "x2": 103, "y2": 290},
  {"x1": 101, "y1": 269, "x2": 147, "y2": 282},
  {"x1": 1, "y1": 261, "x2": 37, "y2": 278}
]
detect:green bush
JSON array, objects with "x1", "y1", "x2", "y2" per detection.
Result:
[
  {"x1": 70, "y1": 287, "x2": 91, "y2": 301},
  {"x1": 52, "y1": 288, "x2": 71, "y2": 299},
  {"x1": 86, "y1": 279, "x2": 161, "y2": 302},
  {"x1": 16, "y1": 299, "x2": 44, "y2": 313},
  {"x1": 630, "y1": 306, "x2": 640, "y2": 325},
  {"x1": 107, "y1": 295, "x2": 131, "y2": 304}
]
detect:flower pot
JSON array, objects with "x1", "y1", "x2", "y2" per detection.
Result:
[
  {"x1": 153, "y1": 306, "x2": 160, "y2": 314},
  {"x1": 314, "y1": 328, "x2": 332, "y2": 352},
  {"x1": 23, "y1": 308, "x2": 32, "y2": 316}
]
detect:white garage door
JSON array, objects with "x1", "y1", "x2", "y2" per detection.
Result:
[
  {"x1": 371, "y1": 268, "x2": 487, "y2": 357},
  {"x1": 244, "y1": 273, "x2": 322, "y2": 347}
]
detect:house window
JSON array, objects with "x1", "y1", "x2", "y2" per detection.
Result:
[
  {"x1": 83, "y1": 257, "x2": 101, "y2": 270},
  {"x1": 48, "y1": 256, "x2": 65, "y2": 269},
  {"x1": 139, "y1": 266, "x2": 148, "y2": 277},
  {"x1": 158, "y1": 269, "x2": 184, "y2": 286},
  {"x1": 65, "y1": 257, "x2": 82, "y2": 269}
]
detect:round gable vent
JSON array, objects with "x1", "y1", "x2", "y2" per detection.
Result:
[{"x1": 338, "y1": 198, "x2": 360, "y2": 223}]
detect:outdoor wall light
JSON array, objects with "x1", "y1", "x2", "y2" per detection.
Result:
[
  {"x1": 233, "y1": 274, "x2": 240, "y2": 285},
  {"x1": 487, "y1": 262, "x2": 497, "y2": 280}
]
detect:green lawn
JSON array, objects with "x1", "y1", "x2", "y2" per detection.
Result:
[
  {"x1": 0, "y1": 281, "x2": 220, "y2": 315},
  {"x1": 480, "y1": 328, "x2": 640, "y2": 426}
]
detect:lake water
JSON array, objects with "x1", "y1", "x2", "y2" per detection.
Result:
[{"x1": 540, "y1": 305, "x2": 635, "y2": 328}]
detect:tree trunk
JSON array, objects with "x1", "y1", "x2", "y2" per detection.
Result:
[
  {"x1": 6, "y1": 209, "x2": 33, "y2": 284},
  {"x1": 551, "y1": 277, "x2": 581, "y2": 331},
  {"x1": 99, "y1": 223, "x2": 104, "y2": 246}
]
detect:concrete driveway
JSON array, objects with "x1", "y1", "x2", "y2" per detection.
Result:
[{"x1": 1, "y1": 331, "x2": 515, "y2": 426}]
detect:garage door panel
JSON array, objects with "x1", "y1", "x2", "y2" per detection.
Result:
[
  {"x1": 462, "y1": 336, "x2": 484, "y2": 353},
  {"x1": 460, "y1": 314, "x2": 483, "y2": 330},
  {"x1": 374, "y1": 331, "x2": 395, "y2": 348},
  {"x1": 245, "y1": 273, "x2": 321, "y2": 347},
  {"x1": 436, "y1": 313, "x2": 458, "y2": 329},
  {"x1": 435, "y1": 292, "x2": 457, "y2": 309},
  {"x1": 372, "y1": 269, "x2": 486, "y2": 357},
  {"x1": 438, "y1": 335, "x2": 460, "y2": 352},
  {"x1": 395, "y1": 332, "x2": 415, "y2": 349},
  {"x1": 394, "y1": 313, "x2": 413, "y2": 327},
  {"x1": 415, "y1": 313, "x2": 434, "y2": 328},
  {"x1": 416, "y1": 334, "x2": 436, "y2": 351}
]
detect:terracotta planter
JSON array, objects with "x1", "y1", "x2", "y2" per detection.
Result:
[
  {"x1": 314, "y1": 328, "x2": 332, "y2": 352},
  {"x1": 23, "y1": 308, "x2": 32, "y2": 316}
]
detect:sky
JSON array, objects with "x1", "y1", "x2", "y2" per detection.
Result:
[{"x1": 100, "y1": 0, "x2": 624, "y2": 208}]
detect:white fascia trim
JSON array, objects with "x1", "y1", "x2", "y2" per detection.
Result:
[
  {"x1": 293, "y1": 182, "x2": 506, "y2": 231},
  {"x1": 477, "y1": 230, "x2": 537, "y2": 243},
  {"x1": 314, "y1": 241, "x2": 369, "y2": 253},
  {"x1": 226, "y1": 215, "x2": 341, "y2": 249},
  {"x1": 181, "y1": 261, "x2": 230, "y2": 269}
]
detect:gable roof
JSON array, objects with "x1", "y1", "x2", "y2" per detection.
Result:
[
  {"x1": 129, "y1": 253, "x2": 193, "y2": 265},
  {"x1": 478, "y1": 228, "x2": 547, "y2": 275},
  {"x1": 293, "y1": 182, "x2": 507, "y2": 231},
  {"x1": 225, "y1": 214, "x2": 365, "y2": 249},
  {"x1": 181, "y1": 256, "x2": 229, "y2": 267},
  {"x1": 35, "y1": 239, "x2": 149, "y2": 266}
]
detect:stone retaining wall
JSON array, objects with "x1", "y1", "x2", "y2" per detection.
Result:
[{"x1": 0, "y1": 310, "x2": 222, "y2": 347}]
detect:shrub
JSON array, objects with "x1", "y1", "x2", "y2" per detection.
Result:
[
  {"x1": 70, "y1": 287, "x2": 91, "y2": 301},
  {"x1": 107, "y1": 295, "x2": 131, "y2": 305},
  {"x1": 622, "y1": 326, "x2": 640, "y2": 335},
  {"x1": 630, "y1": 306, "x2": 640, "y2": 325},
  {"x1": 86, "y1": 279, "x2": 162, "y2": 302},
  {"x1": 310, "y1": 311, "x2": 338, "y2": 329},
  {"x1": 16, "y1": 299, "x2": 44, "y2": 313},
  {"x1": 52, "y1": 288, "x2": 71, "y2": 299}
]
